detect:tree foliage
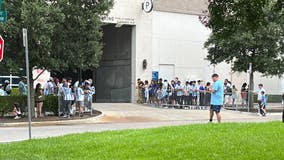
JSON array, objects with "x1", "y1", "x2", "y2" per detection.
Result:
[
  {"x1": 204, "y1": 0, "x2": 284, "y2": 77},
  {"x1": 0, "y1": 0, "x2": 113, "y2": 75}
]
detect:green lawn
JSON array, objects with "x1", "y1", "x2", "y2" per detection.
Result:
[{"x1": 1, "y1": 122, "x2": 284, "y2": 160}]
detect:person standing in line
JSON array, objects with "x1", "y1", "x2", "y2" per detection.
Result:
[
  {"x1": 4, "y1": 80, "x2": 12, "y2": 95},
  {"x1": 62, "y1": 82, "x2": 73, "y2": 118},
  {"x1": 156, "y1": 86, "x2": 163, "y2": 107},
  {"x1": 175, "y1": 81, "x2": 184, "y2": 106},
  {"x1": 232, "y1": 85, "x2": 238, "y2": 108},
  {"x1": 191, "y1": 81, "x2": 198, "y2": 105},
  {"x1": 76, "y1": 83, "x2": 85, "y2": 117},
  {"x1": 18, "y1": 77, "x2": 27, "y2": 96},
  {"x1": 58, "y1": 78, "x2": 66, "y2": 116},
  {"x1": 35, "y1": 83, "x2": 44, "y2": 118},
  {"x1": 241, "y1": 83, "x2": 248, "y2": 108},
  {"x1": 199, "y1": 81, "x2": 205, "y2": 107},
  {"x1": 169, "y1": 80, "x2": 176, "y2": 106},
  {"x1": 184, "y1": 81, "x2": 191, "y2": 108},
  {"x1": 0, "y1": 84, "x2": 6, "y2": 96},
  {"x1": 209, "y1": 74, "x2": 224, "y2": 123},
  {"x1": 148, "y1": 80, "x2": 158, "y2": 104},
  {"x1": 136, "y1": 80, "x2": 144, "y2": 104},
  {"x1": 257, "y1": 84, "x2": 266, "y2": 116},
  {"x1": 84, "y1": 80, "x2": 94, "y2": 111},
  {"x1": 144, "y1": 80, "x2": 149, "y2": 104},
  {"x1": 204, "y1": 82, "x2": 211, "y2": 106}
]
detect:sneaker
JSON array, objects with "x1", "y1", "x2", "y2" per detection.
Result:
[
  {"x1": 14, "y1": 116, "x2": 21, "y2": 120},
  {"x1": 63, "y1": 115, "x2": 68, "y2": 118}
]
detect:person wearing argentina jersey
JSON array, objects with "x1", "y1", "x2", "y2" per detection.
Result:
[{"x1": 62, "y1": 82, "x2": 74, "y2": 118}]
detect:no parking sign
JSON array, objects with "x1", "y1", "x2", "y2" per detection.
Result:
[{"x1": 0, "y1": 36, "x2": 4, "y2": 62}]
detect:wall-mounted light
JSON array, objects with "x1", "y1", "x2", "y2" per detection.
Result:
[{"x1": 142, "y1": 59, "x2": 147, "y2": 70}]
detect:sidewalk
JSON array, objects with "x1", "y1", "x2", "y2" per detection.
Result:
[{"x1": 0, "y1": 103, "x2": 282, "y2": 143}]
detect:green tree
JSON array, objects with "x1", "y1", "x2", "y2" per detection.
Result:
[
  {"x1": 50, "y1": 0, "x2": 113, "y2": 80},
  {"x1": 204, "y1": 0, "x2": 284, "y2": 108},
  {"x1": 0, "y1": 0, "x2": 113, "y2": 115}
]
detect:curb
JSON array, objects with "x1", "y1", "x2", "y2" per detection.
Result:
[{"x1": 0, "y1": 113, "x2": 105, "y2": 127}]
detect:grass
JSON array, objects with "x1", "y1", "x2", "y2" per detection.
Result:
[{"x1": 0, "y1": 122, "x2": 284, "y2": 160}]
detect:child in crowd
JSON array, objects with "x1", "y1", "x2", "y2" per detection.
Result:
[
  {"x1": 261, "y1": 91, "x2": 267, "y2": 116},
  {"x1": 13, "y1": 103, "x2": 22, "y2": 120},
  {"x1": 144, "y1": 80, "x2": 149, "y2": 104},
  {"x1": 156, "y1": 86, "x2": 163, "y2": 106},
  {"x1": 161, "y1": 85, "x2": 168, "y2": 104}
]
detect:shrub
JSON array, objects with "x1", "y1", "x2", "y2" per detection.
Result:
[
  {"x1": 0, "y1": 95, "x2": 59, "y2": 116},
  {"x1": 43, "y1": 96, "x2": 59, "y2": 115},
  {"x1": 253, "y1": 94, "x2": 283, "y2": 103}
]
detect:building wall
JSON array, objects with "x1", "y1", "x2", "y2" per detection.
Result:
[
  {"x1": 151, "y1": 11, "x2": 216, "y2": 82},
  {"x1": 154, "y1": 0, "x2": 209, "y2": 15},
  {"x1": 102, "y1": 0, "x2": 284, "y2": 103}
]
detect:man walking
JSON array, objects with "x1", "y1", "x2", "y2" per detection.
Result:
[{"x1": 209, "y1": 74, "x2": 224, "y2": 123}]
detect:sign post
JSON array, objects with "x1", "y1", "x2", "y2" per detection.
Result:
[
  {"x1": 0, "y1": 10, "x2": 7, "y2": 22},
  {"x1": 142, "y1": 0, "x2": 153, "y2": 13},
  {"x1": 0, "y1": 36, "x2": 4, "y2": 62},
  {"x1": 23, "y1": 28, "x2": 32, "y2": 139}
]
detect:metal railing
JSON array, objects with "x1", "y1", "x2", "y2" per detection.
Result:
[{"x1": 0, "y1": 74, "x2": 21, "y2": 87}]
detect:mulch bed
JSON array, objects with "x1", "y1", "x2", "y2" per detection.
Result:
[{"x1": 0, "y1": 110, "x2": 101, "y2": 123}]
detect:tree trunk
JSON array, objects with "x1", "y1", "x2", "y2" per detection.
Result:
[
  {"x1": 78, "y1": 68, "x2": 82, "y2": 82},
  {"x1": 248, "y1": 72, "x2": 254, "y2": 110}
]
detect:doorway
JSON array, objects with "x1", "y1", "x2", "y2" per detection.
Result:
[{"x1": 95, "y1": 24, "x2": 133, "y2": 103}]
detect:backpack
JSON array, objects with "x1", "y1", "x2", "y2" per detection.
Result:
[{"x1": 226, "y1": 86, "x2": 232, "y2": 94}]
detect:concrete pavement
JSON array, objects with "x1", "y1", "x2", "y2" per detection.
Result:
[{"x1": 0, "y1": 103, "x2": 282, "y2": 143}]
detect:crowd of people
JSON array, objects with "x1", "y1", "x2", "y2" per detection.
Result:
[
  {"x1": 37, "y1": 77, "x2": 96, "y2": 118},
  {"x1": 136, "y1": 77, "x2": 212, "y2": 108},
  {"x1": 136, "y1": 77, "x2": 268, "y2": 116},
  {"x1": 4, "y1": 77, "x2": 96, "y2": 119},
  {"x1": 1, "y1": 73, "x2": 269, "y2": 121},
  {"x1": 0, "y1": 80, "x2": 12, "y2": 96}
]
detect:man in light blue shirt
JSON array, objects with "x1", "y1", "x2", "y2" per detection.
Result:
[
  {"x1": 18, "y1": 77, "x2": 27, "y2": 96},
  {"x1": 209, "y1": 74, "x2": 224, "y2": 123}
]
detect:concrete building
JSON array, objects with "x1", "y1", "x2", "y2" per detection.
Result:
[{"x1": 95, "y1": 0, "x2": 283, "y2": 103}]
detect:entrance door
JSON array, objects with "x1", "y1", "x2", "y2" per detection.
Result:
[
  {"x1": 95, "y1": 24, "x2": 132, "y2": 103},
  {"x1": 159, "y1": 64, "x2": 175, "y2": 81}
]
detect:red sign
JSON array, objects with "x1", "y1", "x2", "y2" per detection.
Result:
[{"x1": 0, "y1": 36, "x2": 3, "y2": 62}]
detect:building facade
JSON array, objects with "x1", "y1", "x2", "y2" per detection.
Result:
[{"x1": 95, "y1": 0, "x2": 283, "y2": 103}]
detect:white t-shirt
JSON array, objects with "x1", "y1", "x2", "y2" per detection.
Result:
[{"x1": 257, "y1": 87, "x2": 266, "y2": 101}]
